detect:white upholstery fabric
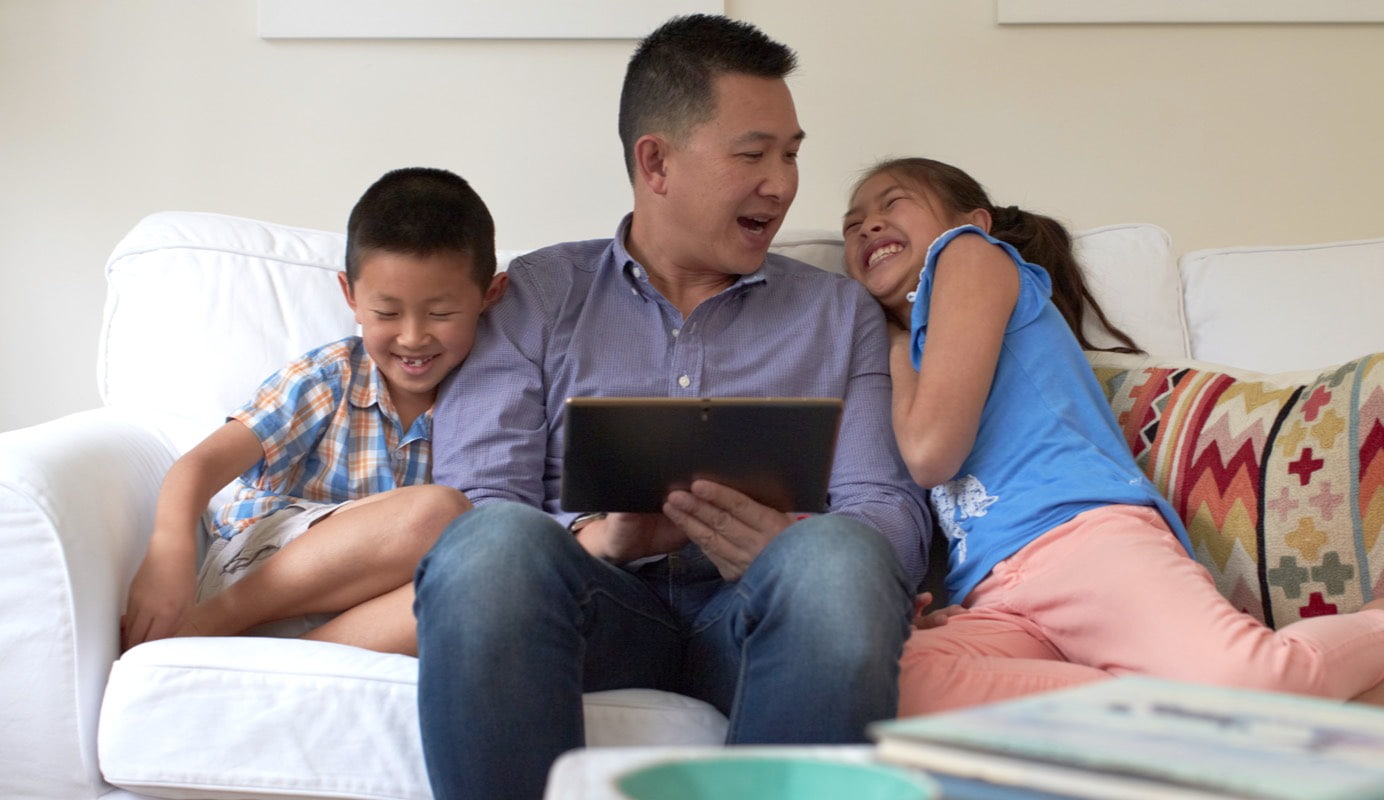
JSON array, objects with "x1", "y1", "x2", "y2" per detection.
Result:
[
  {"x1": 1181, "y1": 237, "x2": 1384, "y2": 374},
  {"x1": 773, "y1": 223, "x2": 1188, "y2": 359},
  {"x1": 100, "y1": 638, "x2": 727, "y2": 800},
  {"x1": 100, "y1": 212, "x2": 355, "y2": 454},
  {"x1": 0, "y1": 407, "x2": 176, "y2": 800},
  {"x1": 1073, "y1": 223, "x2": 1187, "y2": 358}
]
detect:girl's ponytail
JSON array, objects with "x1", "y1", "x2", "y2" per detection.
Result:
[
  {"x1": 989, "y1": 206, "x2": 1141, "y2": 354},
  {"x1": 863, "y1": 158, "x2": 1143, "y2": 355}
]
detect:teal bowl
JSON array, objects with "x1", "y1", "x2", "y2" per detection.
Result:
[{"x1": 616, "y1": 756, "x2": 936, "y2": 800}]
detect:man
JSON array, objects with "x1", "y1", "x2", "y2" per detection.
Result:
[{"x1": 417, "y1": 14, "x2": 932, "y2": 800}]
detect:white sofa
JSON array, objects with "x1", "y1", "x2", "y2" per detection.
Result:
[{"x1": 3, "y1": 211, "x2": 1383, "y2": 800}]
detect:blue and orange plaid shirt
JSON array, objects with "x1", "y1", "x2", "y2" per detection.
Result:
[{"x1": 211, "y1": 336, "x2": 432, "y2": 540}]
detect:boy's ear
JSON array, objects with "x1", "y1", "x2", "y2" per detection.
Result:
[
  {"x1": 338, "y1": 272, "x2": 358, "y2": 313},
  {"x1": 482, "y1": 273, "x2": 508, "y2": 309},
  {"x1": 633, "y1": 134, "x2": 671, "y2": 195},
  {"x1": 966, "y1": 207, "x2": 992, "y2": 233}
]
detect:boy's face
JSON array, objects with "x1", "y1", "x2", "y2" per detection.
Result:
[{"x1": 340, "y1": 250, "x2": 505, "y2": 420}]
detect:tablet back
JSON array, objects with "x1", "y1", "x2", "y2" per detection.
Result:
[{"x1": 560, "y1": 397, "x2": 843, "y2": 513}]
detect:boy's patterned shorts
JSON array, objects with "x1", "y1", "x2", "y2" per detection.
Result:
[{"x1": 196, "y1": 500, "x2": 352, "y2": 637}]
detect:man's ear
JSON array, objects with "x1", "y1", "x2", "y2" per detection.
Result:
[
  {"x1": 633, "y1": 134, "x2": 671, "y2": 195},
  {"x1": 482, "y1": 272, "x2": 508, "y2": 309},
  {"x1": 966, "y1": 207, "x2": 992, "y2": 233}
]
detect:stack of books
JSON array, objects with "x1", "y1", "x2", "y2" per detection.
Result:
[{"x1": 869, "y1": 677, "x2": 1384, "y2": 800}]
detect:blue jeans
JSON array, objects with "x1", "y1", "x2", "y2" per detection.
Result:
[{"x1": 414, "y1": 501, "x2": 913, "y2": 800}]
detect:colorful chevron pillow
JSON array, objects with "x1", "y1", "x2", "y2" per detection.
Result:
[{"x1": 1088, "y1": 350, "x2": 1384, "y2": 629}]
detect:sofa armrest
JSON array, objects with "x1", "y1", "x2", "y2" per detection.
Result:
[{"x1": 0, "y1": 408, "x2": 177, "y2": 799}]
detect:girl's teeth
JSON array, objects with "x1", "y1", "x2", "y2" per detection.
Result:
[{"x1": 868, "y1": 243, "x2": 903, "y2": 268}]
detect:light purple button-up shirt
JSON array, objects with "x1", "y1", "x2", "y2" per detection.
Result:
[{"x1": 433, "y1": 216, "x2": 932, "y2": 585}]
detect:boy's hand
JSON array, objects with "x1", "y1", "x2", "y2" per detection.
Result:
[
  {"x1": 121, "y1": 532, "x2": 199, "y2": 651},
  {"x1": 662, "y1": 480, "x2": 792, "y2": 581},
  {"x1": 576, "y1": 512, "x2": 688, "y2": 564},
  {"x1": 912, "y1": 591, "x2": 966, "y2": 629}
]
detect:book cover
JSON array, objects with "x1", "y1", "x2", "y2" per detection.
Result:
[{"x1": 869, "y1": 677, "x2": 1384, "y2": 800}]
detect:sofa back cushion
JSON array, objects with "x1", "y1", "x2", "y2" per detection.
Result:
[
  {"x1": 1181, "y1": 237, "x2": 1384, "y2": 374},
  {"x1": 1089, "y1": 350, "x2": 1384, "y2": 628},
  {"x1": 97, "y1": 214, "x2": 860, "y2": 451},
  {"x1": 1071, "y1": 223, "x2": 1187, "y2": 359},
  {"x1": 101, "y1": 212, "x2": 356, "y2": 451},
  {"x1": 98, "y1": 213, "x2": 1188, "y2": 451},
  {"x1": 764, "y1": 223, "x2": 1189, "y2": 359}
]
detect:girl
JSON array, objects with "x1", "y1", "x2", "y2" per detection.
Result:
[{"x1": 842, "y1": 157, "x2": 1384, "y2": 714}]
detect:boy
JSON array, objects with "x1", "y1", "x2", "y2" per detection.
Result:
[{"x1": 121, "y1": 167, "x2": 506, "y2": 656}]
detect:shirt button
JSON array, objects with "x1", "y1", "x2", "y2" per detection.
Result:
[
  {"x1": 678, "y1": 375, "x2": 691, "y2": 388},
  {"x1": 631, "y1": 287, "x2": 638, "y2": 296},
  {"x1": 632, "y1": 266, "x2": 644, "y2": 279},
  {"x1": 672, "y1": 328, "x2": 680, "y2": 337}
]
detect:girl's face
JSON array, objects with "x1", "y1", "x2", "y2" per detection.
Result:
[{"x1": 842, "y1": 171, "x2": 967, "y2": 317}]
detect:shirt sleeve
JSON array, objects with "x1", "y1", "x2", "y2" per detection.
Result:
[
  {"x1": 230, "y1": 351, "x2": 345, "y2": 491},
  {"x1": 432, "y1": 256, "x2": 551, "y2": 509},
  {"x1": 829, "y1": 283, "x2": 934, "y2": 588},
  {"x1": 910, "y1": 224, "x2": 1054, "y2": 370}
]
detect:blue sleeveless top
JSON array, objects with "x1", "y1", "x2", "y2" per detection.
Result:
[{"x1": 910, "y1": 225, "x2": 1192, "y2": 602}]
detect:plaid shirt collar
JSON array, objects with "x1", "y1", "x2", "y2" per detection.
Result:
[{"x1": 345, "y1": 345, "x2": 433, "y2": 444}]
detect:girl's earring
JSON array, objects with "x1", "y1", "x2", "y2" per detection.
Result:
[{"x1": 906, "y1": 291, "x2": 917, "y2": 303}]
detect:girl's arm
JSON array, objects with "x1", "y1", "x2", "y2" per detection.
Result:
[{"x1": 890, "y1": 233, "x2": 1019, "y2": 488}]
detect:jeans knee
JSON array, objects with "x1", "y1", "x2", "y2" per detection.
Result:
[
  {"x1": 418, "y1": 502, "x2": 577, "y2": 603},
  {"x1": 766, "y1": 516, "x2": 908, "y2": 602},
  {"x1": 747, "y1": 516, "x2": 911, "y2": 656}
]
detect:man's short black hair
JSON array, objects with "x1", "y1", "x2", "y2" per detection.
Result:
[
  {"x1": 617, "y1": 14, "x2": 797, "y2": 180},
  {"x1": 345, "y1": 167, "x2": 497, "y2": 287}
]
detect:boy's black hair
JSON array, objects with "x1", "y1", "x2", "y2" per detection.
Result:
[
  {"x1": 617, "y1": 14, "x2": 797, "y2": 180},
  {"x1": 345, "y1": 167, "x2": 497, "y2": 287}
]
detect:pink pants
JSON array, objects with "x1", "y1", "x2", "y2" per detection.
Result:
[{"x1": 900, "y1": 505, "x2": 1384, "y2": 715}]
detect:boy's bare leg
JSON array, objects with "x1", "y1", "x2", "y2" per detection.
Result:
[
  {"x1": 180, "y1": 484, "x2": 468, "y2": 639},
  {"x1": 303, "y1": 582, "x2": 418, "y2": 655}
]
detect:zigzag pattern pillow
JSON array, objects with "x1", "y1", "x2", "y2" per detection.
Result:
[{"x1": 1087, "y1": 351, "x2": 1384, "y2": 628}]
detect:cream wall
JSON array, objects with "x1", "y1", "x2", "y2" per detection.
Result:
[{"x1": 3, "y1": 1, "x2": 1381, "y2": 431}]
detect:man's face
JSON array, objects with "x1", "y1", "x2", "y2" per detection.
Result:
[{"x1": 658, "y1": 72, "x2": 803, "y2": 277}]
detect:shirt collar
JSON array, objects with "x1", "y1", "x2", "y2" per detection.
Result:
[
  {"x1": 348, "y1": 338, "x2": 384, "y2": 412},
  {"x1": 612, "y1": 213, "x2": 771, "y2": 299},
  {"x1": 348, "y1": 341, "x2": 432, "y2": 442}
]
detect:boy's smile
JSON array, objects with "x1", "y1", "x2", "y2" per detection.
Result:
[{"x1": 340, "y1": 250, "x2": 505, "y2": 429}]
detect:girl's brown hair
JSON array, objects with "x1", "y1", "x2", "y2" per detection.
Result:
[{"x1": 864, "y1": 157, "x2": 1142, "y2": 354}]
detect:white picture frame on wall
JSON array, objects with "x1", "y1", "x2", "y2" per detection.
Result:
[
  {"x1": 260, "y1": 0, "x2": 724, "y2": 39},
  {"x1": 997, "y1": 0, "x2": 1384, "y2": 24}
]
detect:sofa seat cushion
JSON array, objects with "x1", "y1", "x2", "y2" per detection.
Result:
[
  {"x1": 1089, "y1": 350, "x2": 1384, "y2": 629},
  {"x1": 98, "y1": 637, "x2": 728, "y2": 800}
]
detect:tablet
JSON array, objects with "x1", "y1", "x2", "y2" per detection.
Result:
[{"x1": 559, "y1": 396, "x2": 843, "y2": 513}]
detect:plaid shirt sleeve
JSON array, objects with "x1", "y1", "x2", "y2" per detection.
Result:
[{"x1": 234, "y1": 344, "x2": 350, "y2": 491}]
